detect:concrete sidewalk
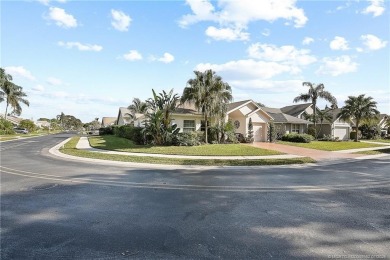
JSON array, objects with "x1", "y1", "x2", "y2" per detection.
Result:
[
  {"x1": 76, "y1": 137, "x2": 306, "y2": 160},
  {"x1": 250, "y1": 142, "x2": 389, "y2": 161}
]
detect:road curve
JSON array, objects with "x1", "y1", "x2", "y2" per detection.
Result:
[{"x1": 1, "y1": 134, "x2": 390, "y2": 259}]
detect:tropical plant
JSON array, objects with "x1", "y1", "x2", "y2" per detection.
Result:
[
  {"x1": 293, "y1": 82, "x2": 337, "y2": 139},
  {"x1": 338, "y1": 94, "x2": 380, "y2": 142},
  {"x1": 305, "y1": 108, "x2": 333, "y2": 139},
  {"x1": 181, "y1": 69, "x2": 232, "y2": 143},
  {"x1": 1, "y1": 73, "x2": 29, "y2": 119},
  {"x1": 128, "y1": 98, "x2": 148, "y2": 114},
  {"x1": 0, "y1": 117, "x2": 15, "y2": 135},
  {"x1": 143, "y1": 89, "x2": 180, "y2": 145},
  {"x1": 358, "y1": 117, "x2": 381, "y2": 139}
]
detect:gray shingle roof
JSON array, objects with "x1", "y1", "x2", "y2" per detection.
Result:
[
  {"x1": 262, "y1": 107, "x2": 312, "y2": 124},
  {"x1": 174, "y1": 102, "x2": 202, "y2": 115},
  {"x1": 280, "y1": 103, "x2": 312, "y2": 117}
]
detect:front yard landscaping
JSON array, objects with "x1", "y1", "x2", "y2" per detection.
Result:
[
  {"x1": 89, "y1": 135, "x2": 283, "y2": 156},
  {"x1": 277, "y1": 140, "x2": 387, "y2": 151},
  {"x1": 60, "y1": 136, "x2": 315, "y2": 166}
]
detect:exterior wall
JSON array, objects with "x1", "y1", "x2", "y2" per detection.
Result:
[
  {"x1": 229, "y1": 114, "x2": 247, "y2": 135},
  {"x1": 316, "y1": 124, "x2": 331, "y2": 138},
  {"x1": 171, "y1": 115, "x2": 202, "y2": 133}
]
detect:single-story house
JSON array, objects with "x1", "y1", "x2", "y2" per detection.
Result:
[
  {"x1": 227, "y1": 100, "x2": 312, "y2": 142},
  {"x1": 281, "y1": 104, "x2": 352, "y2": 140},
  {"x1": 101, "y1": 117, "x2": 117, "y2": 127},
  {"x1": 0, "y1": 113, "x2": 23, "y2": 126},
  {"x1": 378, "y1": 114, "x2": 389, "y2": 135},
  {"x1": 36, "y1": 120, "x2": 50, "y2": 128},
  {"x1": 115, "y1": 103, "x2": 203, "y2": 130}
]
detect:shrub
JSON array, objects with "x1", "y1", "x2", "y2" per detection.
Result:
[
  {"x1": 307, "y1": 126, "x2": 316, "y2": 138},
  {"x1": 99, "y1": 126, "x2": 114, "y2": 135},
  {"x1": 113, "y1": 125, "x2": 144, "y2": 145},
  {"x1": 359, "y1": 124, "x2": 380, "y2": 139},
  {"x1": 247, "y1": 118, "x2": 254, "y2": 143},
  {"x1": 0, "y1": 118, "x2": 15, "y2": 135},
  {"x1": 173, "y1": 131, "x2": 202, "y2": 146},
  {"x1": 281, "y1": 133, "x2": 314, "y2": 143},
  {"x1": 19, "y1": 119, "x2": 36, "y2": 132}
]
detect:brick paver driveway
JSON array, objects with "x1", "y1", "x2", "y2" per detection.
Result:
[{"x1": 251, "y1": 142, "x2": 363, "y2": 161}]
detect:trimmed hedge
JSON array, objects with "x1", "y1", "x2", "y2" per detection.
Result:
[
  {"x1": 100, "y1": 125, "x2": 144, "y2": 145},
  {"x1": 281, "y1": 133, "x2": 314, "y2": 143}
]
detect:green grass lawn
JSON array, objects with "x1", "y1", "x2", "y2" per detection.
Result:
[
  {"x1": 277, "y1": 140, "x2": 386, "y2": 151},
  {"x1": 89, "y1": 135, "x2": 283, "y2": 156},
  {"x1": 60, "y1": 136, "x2": 315, "y2": 166},
  {"x1": 0, "y1": 131, "x2": 61, "y2": 141}
]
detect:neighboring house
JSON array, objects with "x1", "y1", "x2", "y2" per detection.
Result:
[
  {"x1": 227, "y1": 100, "x2": 312, "y2": 142},
  {"x1": 378, "y1": 114, "x2": 389, "y2": 135},
  {"x1": 36, "y1": 120, "x2": 50, "y2": 128},
  {"x1": 0, "y1": 113, "x2": 23, "y2": 126},
  {"x1": 281, "y1": 104, "x2": 352, "y2": 140},
  {"x1": 281, "y1": 103, "x2": 314, "y2": 120},
  {"x1": 115, "y1": 103, "x2": 203, "y2": 131},
  {"x1": 101, "y1": 117, "x2": 117, "y2": 127}
]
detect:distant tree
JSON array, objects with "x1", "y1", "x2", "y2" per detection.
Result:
[
  {"x1": 338, "y1": 94, "x2": 380, "y2": 142},
  {"x1": 293, "y1": 82, "x2": 337, "y2": 139}
]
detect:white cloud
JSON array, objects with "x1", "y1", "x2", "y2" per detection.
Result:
[
  {"x1": 46, "y1": 77, "x2": 63, "y2": 86},
  {"x1": 329, "y1": 36, "x2": 349, "y2": 50},
  {"x1": 32, "y1": 85, "x2": 45, "y2": 92},
  {"x1": 58, "y1": 41, "x2": 103, "y2": 52},
  {"x1": 247, "y1": 43, "x2": 317, "y2": 66},
  {"x1": 360, "y1": 34, "x2": 387, "y2": 50},
  {"x1": 4, "y1": 66, "x2": 36, "y2": 81},
  {"x1": 179, "y1": 0, "x2": 307, "y2": 42},
  {"x1": 37, "y1": 0, "x2": 66, "y2": 5},
  {"x1": 302, "y1": 37, "x2": 314, "y2": 45},
  {"x1": 261, "y1": 29, "x2": 271, "y2": 37},
  {"x1": 362, "y1": 0, "x2": 385, "y2": 17},
  {"x1": 111, "y1": 9, "x2": 131, "y2": 32},
  {"x1": 51, "y1": 91, "x2": 69, "y2": 98},
  {"x1": 123, "y1": 50, "x2": 143, "y2": 61},
  {"x1": 155, "y1": 52, "x2": 175, "y2": 64},
  {"x1": 205, "y1": 26, "x2": 249, "y2": 41},
  {"x1": 47, "y1": 7, "x2": 77, "y2": 28},
  {"x1": 316, "y1": 55, "x2": 358, "y2": 76},
  {"x1": 196, "y1": 59, "x2": 297, "y2": 80}
]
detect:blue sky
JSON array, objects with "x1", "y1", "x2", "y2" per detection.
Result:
[{"x1": 2, "y1": 0, "x2": 389, "y2": 122}]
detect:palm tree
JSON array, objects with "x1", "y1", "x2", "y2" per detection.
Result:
[
  {"x1": 181, "y1": 69, "x2": 232, "y2": 143},
  {"x1": 293, "y1": 82, "x2": 337, "y2": 139},
  {"x1": 128, "y1": 98, "x2": 148, "y2": 114},
  {"x1": 338, "y1": 94, "x2": 380, "y2": 142},
  {"x1": 1, "y1": 81, "x2": 29, "y2": 119},
  {"x1": 306, "y1": 108, "x2": 333, "y2": 139}
]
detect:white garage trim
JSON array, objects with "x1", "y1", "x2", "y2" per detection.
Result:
[{"x1": 334, "y1": 127, "x2": 350, "y2": 140}]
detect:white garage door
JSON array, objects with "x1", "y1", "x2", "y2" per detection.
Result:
[
  {"x1": 334, "y1": 127, "x2": 349, "y2": 140},
  {"x1": 253, "y1": 124, "x2": 264, "y2": 142}
]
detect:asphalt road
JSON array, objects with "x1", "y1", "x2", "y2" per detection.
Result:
[{"x1": 1, "y1": 133, "x2": 390, "y2": 259}]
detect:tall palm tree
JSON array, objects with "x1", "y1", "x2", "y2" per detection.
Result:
[
  {"x1": 293, "y1": 82, "x2": 337, "y2": 138},
  {"x1": 128, "y1": 98, "x2": 148, "y2": 114},
  {"x1": 338, "y1": 94, "x2": 380, "y2": 142},
  {"x1": 181, "y1": 69, "x2": 232, "y2": 143},
  {"x1": 1, "y1": 81, "x2": 29, "y2": 119}
]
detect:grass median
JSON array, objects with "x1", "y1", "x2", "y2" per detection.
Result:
[
  {"x1": 88, "y1": 135, "x2": 283, "y2": 156},
  {"x1": 60, "y1": 136, "x2": 315, "y2": 166},
  {"x1": 353, "y1": 148, "x2": 390, "y2": 155}
]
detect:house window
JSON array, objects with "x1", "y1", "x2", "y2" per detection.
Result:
[
  {"x1": 183, "y1": 120, "x2": 196, "y2": 132},
  {"x1": 292, "y1": 124, "x2": 300, "y2": 133}
]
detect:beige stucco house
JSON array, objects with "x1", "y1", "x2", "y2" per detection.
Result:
[
  {"x1": 227, "y1": 100, "x2": 312, "y2": 142},
  {"x1": 101, "y1": 117, "x2": 117, "y2": 127},
  {"x1": 281, "y1": 104, "x2": 353, "y2": 140}
]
